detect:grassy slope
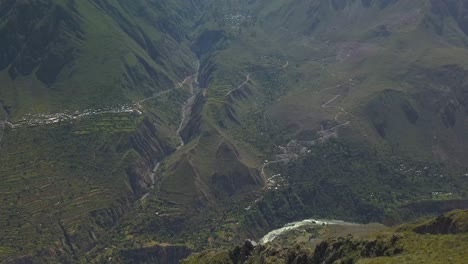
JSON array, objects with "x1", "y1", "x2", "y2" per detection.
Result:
[
  {"x1": 0, "y1": 0, "x2": 204, "y2": 261},
  {"x1": 0, "y1": 114, "x2": 141, "y2": 260},
  {"x1": 89, "y1": 1, "x2": 468, "y2": 261},
  {"x1": 0, "y1": 0, "x2": 198, "y2": 116},
  {"x1": 253, "y1": 0, "x2": 468, "y2": 162}
]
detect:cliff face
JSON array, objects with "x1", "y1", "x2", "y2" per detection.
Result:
[{"x1": 183, "y1": 236, "x2": 402, "y2": 264}]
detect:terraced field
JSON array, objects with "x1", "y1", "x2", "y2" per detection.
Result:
[{"x1": 2, "y1": 0, "x2": 468, "y2": 263}]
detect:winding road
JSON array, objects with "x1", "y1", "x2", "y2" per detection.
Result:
[
  {"x1": 261, "y1": 158, "x2": 290, "y2": 179},
  {"x1": 225, "y1": 59, "x2": 289, "y2": 98},
  {"x1": 224, "y1": 58, "x2": 290, "y2": 182},
  {"x1": 137, "y1": 70, "x2": 199, "y2": 107},
  {"x1": 225, "y1": 73, "x2": 251, "y2": 97},
  {"x1": 321, "y1": 94, "x2": 349, "y2": 122}
]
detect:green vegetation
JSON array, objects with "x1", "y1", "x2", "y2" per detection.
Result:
[
  {"x1": 0, "y1": 114, "x2": 142, "y2": 261},
  {"x1": 0, "y1": 0, "x2": 199, "y2": 115},
  {"x1": 0, "y1": 0, "x2": 204, "y2": 262},
  {"x1": 236, "y1": 138, "x2": 468, "y2": 239},
  {"x1": 2, "y1": 0, "x2": 468, "y2": 262},
  {"x1": 184, "y1": 210, "x2": 468, "y2": 264}
]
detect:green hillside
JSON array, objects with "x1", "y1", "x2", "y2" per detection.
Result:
[
  {"x1": 1, "y1": 0, "x2": 468, "y2": 263},
  {"x1": 0, "y1": 0, "x2": 205, "y2": 262},
  {"x1": 183, "y1": 210, "x2": 468, "y2": 264},
  {"x1": 0, "y1": 0, "x2": 203, "y2": 114}
]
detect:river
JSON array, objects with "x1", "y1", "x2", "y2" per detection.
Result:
[{"x1": 259, "y1": 218, "x2": 358, "y2": 244}]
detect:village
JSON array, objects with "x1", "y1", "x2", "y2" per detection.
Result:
[{"x1": 11, "y1": 104, "x2": 142, "y2": 128}]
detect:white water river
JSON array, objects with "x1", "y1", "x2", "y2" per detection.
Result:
[{"x1": 259, "y1": 218, "x2": 358, "y2": 244}]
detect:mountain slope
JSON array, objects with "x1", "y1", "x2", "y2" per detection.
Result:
[
  {"x1": 83, "y1": 1, "x2": 468, "y2": 262},
  {"x1": 183, "y1": 210, "x2": 468, "y2": 264},
  {"x1": 2, "y1": 0, "x2": 468, "y2": 263},
  {"x1": 0, "y1": 0, "x2": 201, "y2": 114},
  {"x1": 0, "y1": 0, "x2": 206, "y2": 262}
]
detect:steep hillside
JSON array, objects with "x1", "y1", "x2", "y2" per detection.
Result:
[
  {"x1": 0, "y1": 0, "x2": 206, "y2": 262},
  {"x1": 82, "y1": 0, "x2": 468, "y2": 262},
  {"x1": 183, "y1": 210, "x2": 468, "y2": 264},
  {"x1": 2, "y1": 0, "x2": 468, "y2": 263},
  {"x1": 244, "y1": 0, "x2": 468, "y2": 164},
  {"x1": 0, "y1": 0, "x2": 201, "y2": 114}
]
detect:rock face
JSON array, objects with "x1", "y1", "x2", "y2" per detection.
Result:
[
  {"x1": 228, "y1": 240, "x2": 257, "y2": 264},
  {"x1": 311, "y1": 236, "x2": 402, "y2": 264},
  {"x1": 184, "y1": 234, "x2": 403, "y2": 264}
]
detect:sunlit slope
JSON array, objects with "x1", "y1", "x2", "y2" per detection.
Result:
[
  {"x1": 225, "y1": 0, "x2": 468, "y2": 164},
  {"x1": 0, "y1": 0, "x2": 200, "y2": 116},
  {"x1": 90, "y1": 1, "x2": 468, "y2": 262},
  {"x1": 0, "y1": 0, "x2": 205, "y2": 262},
  {"x1": 2, "y1": 0, "x2": 468, "y2": 262}
]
